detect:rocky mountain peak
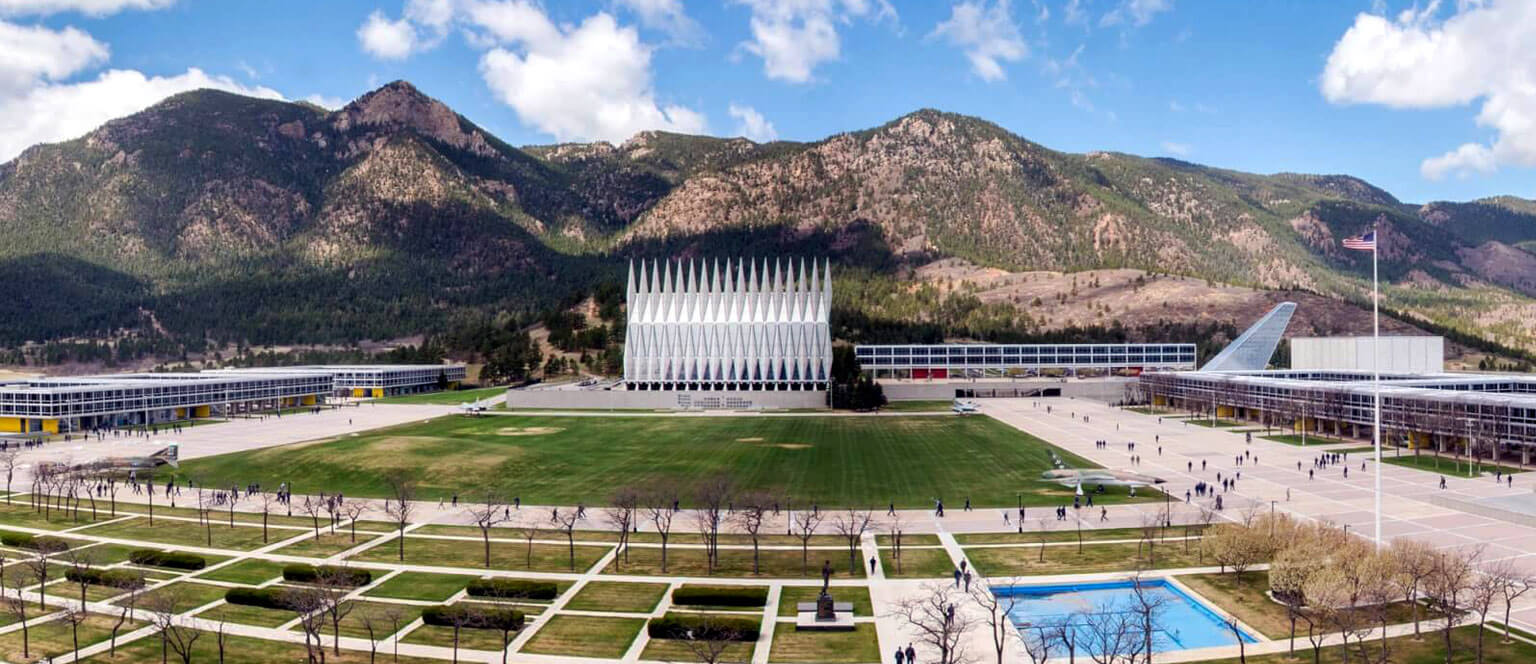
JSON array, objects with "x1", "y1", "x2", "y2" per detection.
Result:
[{"x1": 330, "y1": 81, "x2": 497, "y2": 158}]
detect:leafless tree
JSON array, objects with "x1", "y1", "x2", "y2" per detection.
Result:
[
  {"x1": 288, "y1": 584, "x2": 330, "y2": 664},
  {"x1": 551, "y1": 505, "x2": 584, "y2": 571},
  {"x1": 383, "y1": 471, "x2": 417, "y2": 562},
  {"x1": 255, "y1": 490, "x2": 282, "y2": 543},
  {"x1": 885, "y1": 582, "x2": 978, "y2": 664},
  {"x1": 887, "y1": 511, "x2": 909, "y2": 576},
  {"x1": 62, "y1": 545, "x2": 102, "y2": 606},
  {"x1": 0, "y1": 450, "x2": 17, "y2": 503},
  {"x1": 645, "y1": 485, "x2": 680, "y2": 574},
  {"x1": 23, "y1": 537, "x2": 60, "y2": 609},
  {"x1": 1126, "y1": 572, "x2": 1169, "y2": 664},
  {"x1": 1, "y1": 586, "x2": 28, "y2": 660},
  {"x1": 1426, "y1": 546, "x2": 1483, "y2": 664},
  {"x1": 440, "y1": 604, "x2": 479, "y2": 664},
  {"x1": 107, "y1": 567, "x2": 147, "y2": 658},
  {"x1": 1137, "y1": 510, "x2": 1165, "y2": 566},
  {"x1": 317, "y1": 566, "x2": 361, "y2": 656},
  {"x1": 1035, "y1": 517, "x2": 1053, "y2": 562},
  {"x1": 467, "y1": 489, "x2": 511, "y2": 568},
  {"x1": 1078, "y1": 601, "x2": 1143, "y2": 664},
  {"x1": 511, "y1": 511, "x2": 541, "y2": 569},
  {"x1": 792, "y1": 505, "x2": 825, "y2": 577},
  {"x1": 225, "y1": 485, "x2": 241, "y2": 527},
  {"x1": 733, "y1": 491, "x2": 772, "y2": 575},
  {"x1": 832, "y1": 508, "x2": 875, "y2": 576},
  {"x1": 970, "y1": 578, "x2": 1022, "y2": 664},
  {"x1": 146, "y1": 583, "x2": 205, "y2": 664},
  {"x1": 342, "y1": 500, "x2": 370, "y2": 543},
  {"x1": 674, "y1": 615, "x2": 746, "y2": 664},
  {"x1": 603, "y1": 487, "x2": 640, "y2": 569},
  {"x1": 216, "y1": 619, "x2": 230, "y2": 664},
  {"x1": 301, "y1": 493, "x2": 327, "y2": 541},
  {"x1": 62, "y1": 603, "x2": 91, "y2": 662},
  {"x1": 693, "y1": 475, "x2": 733, "y2": 575},
  {"x1": 1466, "y1": 562, "x2": 1508, "y2": 664},
  {"x1": 1492, "y1": 561, "x2": 1536, "y2": 644},
  {"x1": 380, "y1": 603, "x2": 408, "y2": 663},
  {"x1": 1017, "y1": 621, "x2": 1055, "y2": 664},
  {"x1": 1223, "y1": 614, "x2": 1249, "y2": 664},
  {"x1": 1391, "y1": 538, "x2": 1437, "y2": 639}
]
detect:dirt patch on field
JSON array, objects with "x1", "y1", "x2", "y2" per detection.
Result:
[
  {"x1": 496, "y1": 427, "x2": 565, "y2": 437},
  {"x1": 738, "y1": 438, "x2": 811, "y2": 450},
  {"x1": 371, "y1": 436, "x2": 449, "y2": 452}
]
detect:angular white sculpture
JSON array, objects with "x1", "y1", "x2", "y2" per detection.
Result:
[{"x1": 624, "y1": 258, "x2": 833, "y2": 391}]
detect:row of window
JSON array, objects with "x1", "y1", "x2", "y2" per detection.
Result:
[
  {"x1": 864, "y1": 356, "x2": 1193, "y2": 366},
  {"x1": 857, "y1": 345, "x2": 1195, "y2": 356}
]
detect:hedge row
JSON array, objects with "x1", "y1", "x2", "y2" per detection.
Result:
[
  {"x1": 282, "y1": 565, "x2": 371, "y2": 586},
  {"x1": 225, "y1": 587, "x2": 292, "y2": 611},
  {"x1": 421, "y1": 605, "x2": 524, "y2": 631},
  {"x1": 647, "y1": 614, "x2": 761, "y2": 642},
  {"x1": 1, "y1": 532, "x2": 69, "y2": 553},
  {"x1": 465, "y1": 579, "x2": 558, "y2": 600},
  {"x1": 64, "y1": 567, "x2": 145, "y2": 590},
  {"x1": 670, "y1": 586, "x2": 769, "y2": 608},
  {"x1": 129, "y1": 550, "x2": 206, "y2": 570}
]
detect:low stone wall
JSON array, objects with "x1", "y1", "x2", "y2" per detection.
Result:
[{"x1": 504, "y1": 388, "x2": 827, "y2": 411}]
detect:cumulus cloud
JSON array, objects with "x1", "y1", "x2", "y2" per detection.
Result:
[
  {"x1": 475, "y1": 5, "x2": 706, "y2": 143},
  {"x1": 735, "y1": 0, "x2": 896, "y2": 83},
  {"x1": 1320, "y1": 0, "x2": 1536, "y2": 179},
  {"x1": 357, "y1": 0, "x2": 454, "y2": 60},
  {"x1": 1159, "y1": 140, "x2": 1190, "y2": 156},
  {"x1": 930, "y1": 0, "x2": 1027, "y2": 82},
  {"x1": 302, "y1": 93, "x2": 346, "y2": 110},
  {"x1": 0, "y1": 20, "x2": 107, "y2": 93},
  {"x1": 728, "y1": 103, "x2": 777, "y2": 142},
  {"x1": 0, "y1": 67, "x2": 281, "y2": 162},
  {"x1": 0, "y1": 0, "x2": 172, "y2": 16}
]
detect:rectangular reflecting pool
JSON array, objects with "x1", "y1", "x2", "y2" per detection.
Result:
[{"x1": 995, "y1": 579, "x2": 1257, "y2": 653}]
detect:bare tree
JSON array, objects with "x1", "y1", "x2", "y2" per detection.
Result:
[
  {"x1": 1079, "y1": 601, "x2": 1143, "y2": 664},
  {"x1": 693, "y1": 475, "x2": 733, "y2": 575},
  {"x1": 1391, "y1": 538, "x2": 1436, "y2": 640},
  {"x1": 146, "y1": 583, "x2": 204, "y2": 664},
  {"x1": 23, "y1": 537, "x2": 61, "y2": 609},
  {"x1": 317, "y1": 566, "x2": 361, "y2": 656},
  {"x1": 1491, "y1": 560, "x2": 1535, "y2": 644},
  {"x1": 383, "y1": 471, "x2": 417, "y2": 562},
  {"x1": 288, "y1": 584, "x2": 330, "y2": 664},
  {"x1": 1138, "y1": 510, "x2": 1164, "y2": 566},
  {"x1": 970, "y1": 578, "x2": 1022, "y2": 664},
  {"x1": 785, "y1": 505, "x2": 828, "y2": 579},
  {"x1": 831, "y1": 508, "x2": 874, "y2": 576},
  {"x1": 1223, "y1": 614, "x2": 1249, "y2": 664},
  {"x1": 733, "y1": 492, "x2": 771, "y2": 575},
  {"x1": 380, "y1": 603, "x2": 409, "y2": 663},
  {"x1": 467, "y1": 489, "x2": 510, "y2": 568},
  {"x1": 255, "y1": 491, "x2": 282, "y2": 543},
  {"x1": 63, "y1": 603, "x2": 91, "y2": 662},
  {"x1": 0, "y1": 450, "x2": 17, "y2": 503},
  {"x1": 342, "y1": 500, "x2": 370, "y2": 543},
  {"x1": 603, "y1": 487, "x2": 640, "y2": 569},
  {"x1": 62, "y1": 545, "x2": 103, "y2": 606},
  {"x1": 1017, "y1": 621, "x2": 1055, "y2": 664},
  {"x1": 551, "y1": 506, "x2": 583, "y2": 571},
  {"x1": 885, "y1": 582, "x2": 978, "y2": 664},
  {"x1": 107, "y1": 567, "x2": 148, "y2": 658},
  {"x1": 216, "y1": 619, "x2": 229, "y2": 664},
  {"x1": 512, "y1": 511, "x2": 541, "y2": 569},
  {"x1": 674, "y1": 615, "x2": 746, "y2": 664},
  {"x1": 1468, "y1": 563, "x2": 1505, "y2": 664},
  {"x1": 1126, "y1": 572, "x2": 1169, "y2": 664},
  {"x1": 301, "y1": 493, "x2": 327, "y2": 541},
  {"x1": 1425, "y1": 546, "x2": 1483, "y2": 664},
  {"x1": 1035, "y1": 517, "x2": 1053, "y2": 562},
  {"x1": 644, "y1": 485, "x2": 680, "y2": 574}
]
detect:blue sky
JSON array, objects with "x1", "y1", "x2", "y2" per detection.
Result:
[{"x1": 2, "y1": 0, "x2": 1531, "y2": 204}]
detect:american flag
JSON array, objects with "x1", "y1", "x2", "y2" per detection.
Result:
[{"x1": 1343, "y1": 230, "x2": 1376, "y2": 251}]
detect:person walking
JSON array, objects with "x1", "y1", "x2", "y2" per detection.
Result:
[
  {"x1": 895, "y1": 648, "x2": 905, "y2": 664},
  {"x1": 906, "y1": 644, "x2": 916, "y2": 664}
]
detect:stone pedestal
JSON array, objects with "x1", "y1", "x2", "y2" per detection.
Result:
[
  {"x1": 795, "y1": 596, "x2": 856, "y2": 631},
  {"x1": 816, "y1": 592, "x2": 836, "y2": 620}
]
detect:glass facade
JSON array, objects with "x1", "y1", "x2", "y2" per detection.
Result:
[{"x1": 855, "y1": 343, "x2": 1197, "y2": 374}]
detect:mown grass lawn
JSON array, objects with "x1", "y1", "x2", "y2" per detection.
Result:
[
  {"x1": 362, "y1": 571, "x2": 480, "y2": 602},
  {"x1": 347, "y1": 537, "x2": 610, "y2": 572},
  {"x1": 518, "y1": 615, "x2": 643, "y2": 658},
  {"x1": 965, "y1": 540, "x2": 1209, "y2": 577},
  {"x1": 1379, "y1": 453, "x2": 1529, "y2": 477},
  {"x1": 175, "y1": 414, "x2": 1154, "y2": 507},
  {"x1": 769, "y1": 622, "x2": 879, "y2": 663},
  {"x1": 776, "y1": 585, "x2": 873, "y2": 617},
  {"x1": 564, "y1": 581, "x2": 669, "y2": 613},
  {"x1": 375, "y1": 386, "x2": 506, "y2": 405}
]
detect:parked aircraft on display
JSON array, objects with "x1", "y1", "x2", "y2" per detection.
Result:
[
  {"x1": 952, "y1": 399, "x2": 979, "y2": 413},
  {"x1": 1039, "y1": 468, "x2": 1164, "y2": 488}
]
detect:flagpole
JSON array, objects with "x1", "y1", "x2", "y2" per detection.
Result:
[{"x1": 1372, "y1": 221, "x2": 1383, "y2": 549}]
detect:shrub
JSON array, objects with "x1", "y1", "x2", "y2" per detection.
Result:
[
  {"x1": 465, "y1": 578, "x2": 558, "y2": 600},
  {"x1": 647, "y1": 614, "x2": 760, "y2": 641},
  {"x1": 129, "y1": 549, "x2": 206, "y2": 570},
  {"x1": 0, "y1": 532, "x2": 68, "y2": 553},
  {"x1": 421, "y1": 605, "x2": 524, "y2": 630},
  {"x1": 225, "y1": 587, "x2": 292, "y2": 610},
  {"x1": 282, "y1": 564, "x2": 371, "y2": 586},
  {"x1": 670, "y1": 586, "x2": 769, "y2": 608},
  {"x1": 64, "y1": 567, "x2": 145, "y2": 589}
]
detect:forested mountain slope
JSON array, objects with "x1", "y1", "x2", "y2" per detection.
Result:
[{"x1": 2, "y1": 81, "x2": 1534, "y2": 363}]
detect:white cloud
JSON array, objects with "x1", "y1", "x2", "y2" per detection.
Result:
[
  {"x1": 930, "y1": 0, "x2": 1027, "y2": 82},
  {"x1": 475, "y1": 6, "x2": 706, "y2": 143},
  {"x1": 1321, "y1": 0, "x2": 1536, "y2": 179},
  {"x1": 0, "y1": 0, "x2": 172, "y2": 16},
  {"x1": 1063, "y1": 0, "x2": 1087, "y2": 25},
  {"x1": 735, "y1": 0, "x2": 896, "y2": 83},
  {"x1": 1159, "y1": 140, "x2": 1190, "y2": 156},
  {"x1": 302, "y1": 93, "x2": 346, "y2": 110},
  {"x1": 728, "y1": 103, "x2": 777, "y2": 141},
  {"x1": 1100, "y1": 0, "x2": 1171, "y2": 27},
  {"x1": 357, "y1": 10, "x2": 421, "y2": 60},
  {"x1": 0, "y1": 20, "x2": 107, "y2": 93},
  {"x1": 0, "y1": 67, "x2": 281, "y2": 162},
  {"x1": 615, "y1": 0, "x2": 703, "y2": 44},
  {"x1": 1167, "y1": 100, "x2": 1183, "y2": 112}
]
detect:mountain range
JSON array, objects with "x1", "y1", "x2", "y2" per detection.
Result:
[{"x1": 2, "y1": 80, "x2": 1535, "y2": 363}]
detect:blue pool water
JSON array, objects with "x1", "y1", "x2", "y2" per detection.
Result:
[{"x1": 995, "y1": 580, "x2": 1256, "y2": 653}]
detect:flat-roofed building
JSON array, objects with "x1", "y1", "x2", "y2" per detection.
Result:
[
  {"x1": 855, "y1": 343, "x2": 1198, "y2": 379},
  {"x1": 0, "y1": 371, "x2": 331, "y2": 434},
  {"x1": 212, "y1": 364, "x2": 468, "y2": 398},
  {"x1": 1290, "y1": 336, "x2": 1444, "y2": 373}
]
